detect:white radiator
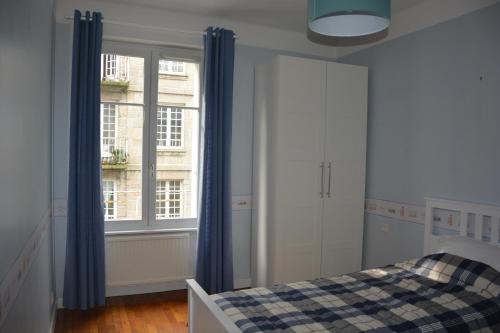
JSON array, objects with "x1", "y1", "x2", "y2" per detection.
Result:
[{"x1": 106, "y1": 233, "x2": 194, "y2": 287}]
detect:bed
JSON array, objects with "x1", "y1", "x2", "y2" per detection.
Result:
[{"x1": 187, "y1": 198, "x2": 500, "y2": 332}]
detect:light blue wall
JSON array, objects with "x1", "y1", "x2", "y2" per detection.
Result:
[
  {"x1": 53, "y1": 22, "x2": 72, "y2": 300},
  {"x1": 0, "y1": 237, "x2": 54, "y2": 333},
  {"x1": 363, "y1": 214, "x2": 424, "y2": 269},
  {"x1": 339, "y1": 3, "x2": 500, "y2": 268},
  {"x1": 0, "y1": 0, "x2": 55, "y2": 331},
  {"x1": 52, "y1": 3, "x2": 500, "y2": 295}
]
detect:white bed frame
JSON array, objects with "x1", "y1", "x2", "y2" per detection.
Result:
[
  {"x1": 424, "y1": 197, "x2": 500, "y2": 271},
  {"x1": 186, "y1": 279, "x2": 241, "y2": 333},
  {"x1": 187, "y1": 198, "x2": 500, "y2": 333}
]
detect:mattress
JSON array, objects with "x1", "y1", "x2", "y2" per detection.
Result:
[{"x1": 212, "y1": 253, "x2": 500, "y2": 332}]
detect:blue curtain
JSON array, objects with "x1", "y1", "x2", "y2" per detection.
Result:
[
  {"x1": 196, "y1": 27, "x2": 236, "y2": 294},
  {"x1": 63, "y1": 10, "x2": 105, "y2": 310}
]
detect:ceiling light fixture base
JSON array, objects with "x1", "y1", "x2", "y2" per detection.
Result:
[{"x1": 308, "y1": 0, "x2": 391, "y2": 37}]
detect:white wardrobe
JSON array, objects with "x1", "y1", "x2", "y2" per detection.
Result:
[{"x1": 252, "y1": 55, "x2": 368, "y2": 287}]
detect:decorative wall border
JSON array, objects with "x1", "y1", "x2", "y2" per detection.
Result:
[
  {"x1": 365, "y1": 198, "x2": 425, "y2": 224},
  {"x1": 0, "y1": 209, "x2": 51, "y2": 328}
]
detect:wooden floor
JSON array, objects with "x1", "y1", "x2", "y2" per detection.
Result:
[{"x1": 55, "y1": 290, "x2": 188, "y2": 333}]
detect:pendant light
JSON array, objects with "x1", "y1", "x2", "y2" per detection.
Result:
[{"x1": 308, "y1": 0, "x2": 391, "y2": 37}]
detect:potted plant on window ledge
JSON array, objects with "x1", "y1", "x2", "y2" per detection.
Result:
[{"x1": 102, "y1": 148, "x2": 128, "y2": 170}]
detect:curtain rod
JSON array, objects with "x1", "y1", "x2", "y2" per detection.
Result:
[{"x1": 64, "y1": 16, "x2": 239, "y2": 39}]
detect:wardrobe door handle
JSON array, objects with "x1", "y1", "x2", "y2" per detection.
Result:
[
  {"x1": 320, "y1": 162, "x2": 325, "y2": 198},
  {"x1": 327, "y1": 162, "x2": 332, "y2": 198}
]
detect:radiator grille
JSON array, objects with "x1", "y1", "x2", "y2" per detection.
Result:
[{"x1": 106, "y1": 233, "x2": 193, "y2": 287}]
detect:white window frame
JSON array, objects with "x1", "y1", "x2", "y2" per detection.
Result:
[
  {"x1": 101, "y1": 41, "x2": 201, "y2": 233},
  {"x1": 102, "y1": 180, "x2": 117, "y2": 220},
  {"x1": 157, "y1": 106, "x2": 184, "y2": 149},
  {"x1": 158, "y1": 59, "x2": 186, "y2": 75},
  {"x1": 103, "y1": 54, "x2": 116, "y2": 78},
  {"x1": 101, "y1": 54, "x2": 129, "y2": 81},
  {"x1": 156, "y1": 180, "x2": 183, "y2": 219},
  {"x1": 100, "y1": 103, "x2": 117, "y2": 158}
]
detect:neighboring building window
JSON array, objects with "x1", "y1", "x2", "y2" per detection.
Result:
[
  {"x1": 157, "y1": 107, "x2": 183, "y2": 148},
  {"x1": 156, "y1": 180, "x2": 182, "y2": 219},
  {"x1": 101, "y1": 54, "x2": 129, "y2": 81},
  {"x1": 103, "y1": 180, "x2": 117, "y2": 220},
  {"x1": 104, "y1": 54, "x2": 116, "y2": 78},
  {"x1": 159, "y1": 60, "x2": 185, "y2": 75},
  {"x1": 101, "y1": 103, "x2": 117, "y2": 158}
]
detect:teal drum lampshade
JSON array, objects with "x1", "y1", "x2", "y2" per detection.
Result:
[{"x1": 308, "y1": 0, "x2": 391, "y2": 37}]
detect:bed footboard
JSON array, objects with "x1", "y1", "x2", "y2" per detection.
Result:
[{"x1": 186, "y1": 279, "x2": 241, "y2": 333}]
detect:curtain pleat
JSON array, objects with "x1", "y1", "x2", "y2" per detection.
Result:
[
  {"x1": 195, "y1": 27, "x2": 235, "y2": 294},
  {"x1": 63, "y1": 9, "x2": 106, "y2": 310}
]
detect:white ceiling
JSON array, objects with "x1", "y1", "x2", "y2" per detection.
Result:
[{"x1": 99, "y1": 0, "x2": 424, "y2": 33}]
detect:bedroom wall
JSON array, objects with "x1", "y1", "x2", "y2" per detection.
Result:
[
  {"x1": 52, "y1": 0, "x2": 500, "y2": 296},
  {"x1": 52, "y1": 18, "x2": 336, "y2": 299},
  {"x1": 52, "y1": 0, "x2": 341, "y2": 300},
  {"x1": 0, "y1": 0, "x2": 55, "y2": 331},
  {"x1": 52, "y1": 22, "x2": 72, "y2": 303},
  {"x1": 338, "y1": 3, "x2": 500, "y2": 268}
]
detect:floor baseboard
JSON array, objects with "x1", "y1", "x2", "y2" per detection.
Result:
[
  {"x1": 56, "y1": 277, "x2": 253, "y2": 308},
  {"x1": 106, "y1": 280, "x2": 188, "y2": 297}
]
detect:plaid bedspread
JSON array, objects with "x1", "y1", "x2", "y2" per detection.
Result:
[{"x1": 212, "y1": 253, "x2": 500, "y2": 332}]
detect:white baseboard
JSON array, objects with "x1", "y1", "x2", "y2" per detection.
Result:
[
  {"x1": 57, "y1": 280, "x2": 188, "y2": 308},
  {"x1": 109, "y1": 278, "x2": 252, "y2": 296},
  {"x1": 106, "y1": 279, "x2": 189, "y2": 297},
  {"x1": 57, "y1": 277, "x2": 253, "y2": 307}
]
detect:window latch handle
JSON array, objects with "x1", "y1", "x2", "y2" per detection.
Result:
[
  {"x1": 327, "y1": 162, "x2": 332, "y2": 198},
  {"x1": 320, "y1": 162, "x2": 325, "y2": 198}
]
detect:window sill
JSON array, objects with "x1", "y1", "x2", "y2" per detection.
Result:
[
  {"x1": 158, "y1": 73, "x2": 188, "y2": 80},
  {"x1": 102, "y1": 163, "x2": 128, "y2": 170},
  {"x1": 105, "y1": 227, "x2": 197, "y2": 237},
  {"x1": 157, "y1": 149, "x2": 186, "y2": 154}
]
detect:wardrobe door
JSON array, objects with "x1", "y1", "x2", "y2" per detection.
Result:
[
  {"x1": 272, "y1": 56, "x2": 326, "y2": 284},
  {"x1": 321, "y1": 62, "x2": 367, "y2": 277}
]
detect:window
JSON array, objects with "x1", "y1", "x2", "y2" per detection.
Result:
[
  {"x1": 157, "y1": 107, "x2": 183, "y2": 148},
  {"x1": 101, "y1": 103, "x2": 117, "y2": 159},
  {"x1": 159, "y1": 60, "x2": 185, "y2": 75},
  {"x1": 103, "y1": 180, "x2": 116, "y2": 220},
  {"x1": 100, "y1": 43, "x2": 200, "y2": 231},
  {"x1": 101, "y1": 54, "x2": 129, "y2": 81},
  {"x1": 156, "y1": 180, "x2": 182, "y2": 219},
  {"x1": 100, "y1": 51, "x2": 143, "y2": 222},
  {"x1": 103, "y1": 54, "x2": 116, "y2": 78}
]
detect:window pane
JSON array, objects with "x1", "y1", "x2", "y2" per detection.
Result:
[
  {"x1": 156, "y1": 180, "x2": 182, "y2": 219},
  {"x1": 156, "y1": 57, "x2": 199, "y2": 220},
  {"x1": 101, "y1": 104, "x2": 143, "y2": 221},
  {"x1": 157, "y1": 59, "x2": 199, "y2": 108},
  {"x1": 159, "y1": 60, "x2": 186, "y2": 75},
  {"x1": 101, "y1": 54, "x2": 144, "y2": 104},
  {"x1": 156, "y1": 106, "x2": 183, "y2": 148},
  {"x1": 102, "y1": 180, "x2": 116, "y2": 220}
]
